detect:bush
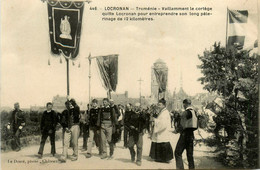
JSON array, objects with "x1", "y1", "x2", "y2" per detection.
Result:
[{"x1": 198, "y1": 43, "x2": 258, "y2": 168}]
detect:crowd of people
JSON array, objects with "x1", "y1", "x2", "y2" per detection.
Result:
[{"x1": 7, "y1": 98, "x2": 198, "y2": 169}]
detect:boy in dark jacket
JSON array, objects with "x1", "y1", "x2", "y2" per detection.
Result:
[{"x1": 37, "y1": 102, "x2": 58, "y2": 158}]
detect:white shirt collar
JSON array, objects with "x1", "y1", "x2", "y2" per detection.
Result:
[{"x1": 186, "y1": 106, "x2": 193, "y2": 110}]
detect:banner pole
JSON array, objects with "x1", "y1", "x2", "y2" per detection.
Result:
[
  {"x1": 107, "y1": 90, "x2": 111, "y2": 99},
  {"x1": 257, "y1": 0, "x2": 260, "y2": 168},
  {"x1": 66, "y1": 58, "x2": 70, "y2": 96},
  {"x1": 88, "y1": 53, "x2": 91, "y2": 104}
]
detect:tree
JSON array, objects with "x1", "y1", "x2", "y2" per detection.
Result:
[{"x1": 198, "y1": 42, "x2": 258, "y2": 168}]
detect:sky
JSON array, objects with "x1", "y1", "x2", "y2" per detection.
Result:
[{"x1": 0, "y1": 0, "x2": 258, "y2": 108}]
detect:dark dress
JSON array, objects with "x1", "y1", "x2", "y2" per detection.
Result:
[{"x1": 149, "y1": 142, "x2": 173, "y2": 162}]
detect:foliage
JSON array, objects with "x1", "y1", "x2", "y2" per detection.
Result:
[{"x1": 198, "y1": 42, "x2": 258, "y2": 168}]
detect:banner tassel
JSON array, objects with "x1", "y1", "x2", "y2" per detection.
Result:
[
  {"x1": 72, "y1": 61, "x2": 75, "y2": 66},
  {"x1": 48, "y1": 59, "x2": 50, "y2": 66},
  {"x1": 60, "y1": 57, "x2": 62, "y2": 64},
  {"x1": 78, "y1": 62, "x2": 80, "y2": 68}
]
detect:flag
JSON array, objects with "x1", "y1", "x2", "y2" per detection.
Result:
[
  {"x1": 47, "y1": 0, "x2": 85, "y2": 59},
  {"x1": 153, "y1": 68, "x2": 168, "y2": 93},
  {"x1": 96, "y1": 54, "x2": 118, "y2": 92},
  {"x1": 227, "y1": 9, "x2": 258, "y2": 50}
]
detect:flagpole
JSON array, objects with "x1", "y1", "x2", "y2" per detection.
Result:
[
  {"x1": 223, "y1": 6, "x2": 229, "y2": 143},
  {"x1": 225, "y1": 7, "x2": 229, "y2": 48}
]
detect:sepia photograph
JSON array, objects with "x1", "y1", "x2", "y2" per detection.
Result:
[{"x1": 1, "y1": 0, "x2": 259, "y2": 169}]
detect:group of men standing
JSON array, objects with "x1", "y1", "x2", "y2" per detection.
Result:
[
  {"x1": 7, "y1": 98, "x2": 198, "y2": 169},
  {"x1": 34, "y1": 97, "x2": 147, "y2": 166},
  {"x1": 36, "y1": 99, "x2": 81, "y2": 161}
]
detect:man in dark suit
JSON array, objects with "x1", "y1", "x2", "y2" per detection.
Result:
[
  {"x1": 125, "y1": 103, "x2": 146, "y2": 166},
  {"x1": 123, "y1": 103, "x2": 133, "y2": 148},
  {"x1": 7, "y1": 102, "x2": 26, "y2": 151},
  {"x1": 85, "y1": 99, "x2": 101, "y2": 158},
  {"x1": 37, "y1": 102, "x2": 58, "y2": 158}
]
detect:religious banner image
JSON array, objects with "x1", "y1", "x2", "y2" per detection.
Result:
[{"x1": 47, "y1": 0, "x2": 85, "y2": 59}]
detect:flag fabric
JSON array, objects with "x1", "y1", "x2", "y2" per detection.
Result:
[
  {"x1": 227, "y1": 9, "x2": 258, "y2": 50},
  {"x1": 47, "y1": 0, "x2": 84, "y2": 59},
  {"x1": 153, "y1": 68, "x2": 168, "y2": 93},
  {"x1": 96, "y1": 55, "x2": 118, "y2": 92},
  {"x1": 228, "y1": 10, "x2": 248, "y2": 23}
]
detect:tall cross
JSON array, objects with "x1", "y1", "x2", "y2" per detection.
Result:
[{"x1": 138, "y1": 78, "x2": 143, "y2": 105}]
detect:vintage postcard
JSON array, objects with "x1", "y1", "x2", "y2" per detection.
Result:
[{"x1": 1, "y1": 0, "x2": 259, "y2": 169}]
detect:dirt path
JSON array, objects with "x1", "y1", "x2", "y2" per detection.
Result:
[{"x1": 1, "y1": 131, "x2": 225, "y2": 169}]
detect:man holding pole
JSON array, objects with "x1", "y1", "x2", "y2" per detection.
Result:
[{"x1": 59, "y1": 99, "x2": 80, "y2": 162}]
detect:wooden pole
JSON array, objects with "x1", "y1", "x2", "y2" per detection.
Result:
[
  {"x1": 257, "y1": 0, "x2": 260, "y2": 168},
  {"x1": 107, "y1": 90, "x2": 111, "y2": 99},
  {"x1": 66, "y1": 58, "x2": 70, "y2": 96},
  {"x1": 88, "y1": 53, "x2": 91, "y2": 104}
]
